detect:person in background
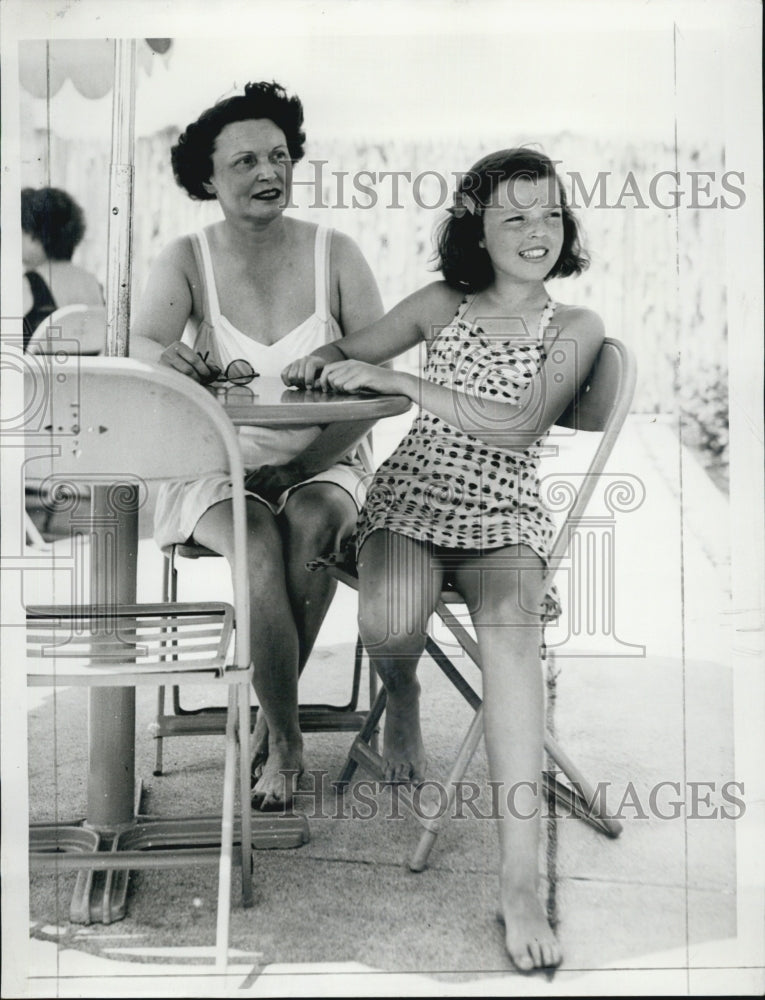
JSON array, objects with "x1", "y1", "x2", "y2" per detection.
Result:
[{"x1": 21, "y1": 186, "x2": 103, "y2": 350}]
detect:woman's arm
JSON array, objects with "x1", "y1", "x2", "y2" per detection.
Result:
[
  {"x1": 320, "y1": 307, "x2": 606, "y2": 450},
  {"x1": 332, "y1": 231, "x2": 385, "y2": 336},
  {"x1": 244, "y1": 417, "x2": 378, "y2": 503},
  {"x1": 130, "y1": 238, "x2": 217, "y2": 381}
]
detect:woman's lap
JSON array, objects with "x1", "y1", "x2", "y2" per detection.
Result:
[{"x1": 153, "y1": 460, "x2": 367, "y2": 554}]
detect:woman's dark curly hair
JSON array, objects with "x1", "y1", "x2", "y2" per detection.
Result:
[
  {"x1": 434, "y1": 148, "x2": 589, "y2": 291},
  {"x1": 171, "y1": 80, "x2": 306, "y2": 200},
  {"x1": 21, "y1": 187, "x2": 86, "y2": 261}
]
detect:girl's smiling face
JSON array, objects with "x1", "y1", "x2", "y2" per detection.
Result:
[
  {"x1": 480, "y1": 175, "x2": 565, "y2": 283},
  {"x1": 203, "y1": 118, "x2": 293, "y2": 221}
]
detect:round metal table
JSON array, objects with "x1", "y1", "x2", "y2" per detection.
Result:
[{"x1": 219, "y1": 376, "x2": 411, "y2": 426}]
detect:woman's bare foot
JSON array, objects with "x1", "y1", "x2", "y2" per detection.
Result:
[
  {"x1": 251, "y1": 738, "x2": 304, "y2": 811},
  {"x1": 381, "y1": 678, "x2": 427, "y2": 783},
  {"x1": 498, "y1": 884, "x2": 561, "y2": 972}
]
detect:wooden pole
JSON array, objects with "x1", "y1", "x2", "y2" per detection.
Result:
[
  {"x1": 104, "y1": 38, "x2": 136, "y2": 358},
  {"x1": 87, "y1": 39, "x2": 139, "y2": 836}
]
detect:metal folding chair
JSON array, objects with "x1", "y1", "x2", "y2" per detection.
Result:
[
  {"x1": 330, "y1": 338, "x2": 637, "y2": 870},
  {"x1": 23, "y1": 355, "x2": 301, "y2": 971}
]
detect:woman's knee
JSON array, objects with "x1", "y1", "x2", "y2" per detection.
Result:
[
  {"x1": 194, "y1": 498, "x2": 277, "y2": 561},
  {"x1": 228, "y1": 502, "x2": 288, "y2": 589},
  {"x1": 282, "y1": 485, "x2": 356, "y2": 553}
]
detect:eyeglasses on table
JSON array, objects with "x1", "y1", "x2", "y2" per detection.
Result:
[{"x1": 197, "y1": 352, "x2": 260, "y2": 387}]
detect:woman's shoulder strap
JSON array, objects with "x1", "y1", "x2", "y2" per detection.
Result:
[
  {"x1": 314, "y1": 226, "x2": 333, "y2": 322},
  {"x1": 188, "y1": 229, "x2": 220, "y2": 325}
]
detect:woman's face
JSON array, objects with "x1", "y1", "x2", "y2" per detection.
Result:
[
  {"x1": 480, "y1": 175, "x2": 565, "y2": 284},
  {"x1": 203, "y1": 118, "x2": 293, "y2": 222}
]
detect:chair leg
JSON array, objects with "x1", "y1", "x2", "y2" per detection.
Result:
[
  {"x1": 409, "y1": 705, "x2": 485, "y2": 872},
  {"x1": 544, "y1": 732, "x2": 622, "y2": 838},
  {"x1": 154, "y1": 552, "x2": 178, "y2": 776},
  {"x1": 214, "y1": 686, "x2": 237, "y2": 973},
  {"x1": 334, "y1": 685, "x2": 388, "y2": 790},
  {"x1": 364, "y1": 638, "x2": 381, "y2": 755},
  {"x1": 153, "y1": 686, "x2": 166, "y2": 776},
  {"x1": 238, "y1": 681, "x2": 254, "y2": 908}
]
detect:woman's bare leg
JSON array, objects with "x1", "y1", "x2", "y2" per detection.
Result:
[
  {"x1": 192, "y1": 498, "x2": 303, "y2": 809},
  {"x1": 249, "y1": 483, "x2": 358, "y2": 769},
  {"x1": 281, "y1": 483, "x2": 359, "y2": 670},
  {"x1": 454, "y1": 546, "x2": 561, "y2": 971},
  {"x1": 357, "y1": 530, "x2": 443, "y2": 782}
]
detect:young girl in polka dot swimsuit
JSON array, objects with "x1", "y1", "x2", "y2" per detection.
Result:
[{"x1": 283, "y1": 149, "x2": 605, "y2": 973}]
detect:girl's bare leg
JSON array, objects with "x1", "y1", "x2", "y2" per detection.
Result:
[
  {"x1": 357, "y1": 530, "x2": 443, "y2": 782},
  {"x1": 192, "y1": 498, "x2": 303, "y2": 809},
  {"x1": 454, "y1": 546, "x2": 561, "y2": 971},
  {"x1": 250, "y1": 483, "x2": 358, "y2": 769}
]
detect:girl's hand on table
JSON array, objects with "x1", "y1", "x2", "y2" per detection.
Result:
[
  {"x1": 159, "y1": 341, "x2": 219, "y2": 384},
  {"x1": 318, "y1": 360, "x2": 412, "y2": 397}
]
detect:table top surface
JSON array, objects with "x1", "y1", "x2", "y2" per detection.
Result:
[{"x1": 218, "y1": 376, "x2": 411, "y2": 426}]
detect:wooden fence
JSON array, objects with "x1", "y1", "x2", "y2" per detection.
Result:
[{"x1": 23, "y1": 129, "x2": 729, "y2": 415}]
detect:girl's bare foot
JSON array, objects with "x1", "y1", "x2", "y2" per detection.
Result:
[
  {"x1": 250, "y1": 710, "x2": 269, "y2": 781},
  {"x1": 498, "y1": 884, "x2": 561, "y2": 972},
  {"x1": 381, "y1": 678, "x2": 427, "y2": 783},
  {"x1": 251, "y1": 738, "x2": 304, "y2": 811}
]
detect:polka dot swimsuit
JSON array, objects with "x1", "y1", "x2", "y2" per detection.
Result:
[{"x1": 357, "y1": 294, "x2": 561, "y2": 621}]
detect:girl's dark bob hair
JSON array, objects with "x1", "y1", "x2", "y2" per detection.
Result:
[
  {"x1": 434, "y1": 147, "x2": 589, "y2": 291},
  {"x1": 21, "y1": 187, "x2": 86, "y2": 261},
  {"x1": 171, "y1": 80, "x2": 306, "y2": 200}
]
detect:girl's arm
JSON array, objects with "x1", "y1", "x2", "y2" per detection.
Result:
[
  {"x1": 321, "y1": 307, "x2": 606, "y2": 450},
  {"x1": 130, "y1": 238, "x2": 217, "y2": 382},
  {"x1": 282, "y1": 281, "x2": 456, "y2": 387}
]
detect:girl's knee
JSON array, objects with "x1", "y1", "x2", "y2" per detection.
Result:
[
  {"x1": 474, "y1": 593, "x2": 545, "y2": 630},
  {"x1": 358, "y1": 606, "x2": 427, "y2": 661}
]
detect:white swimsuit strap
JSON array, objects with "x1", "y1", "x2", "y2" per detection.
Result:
[
  {"x1": 538, "y1": 299, "x2": 559, "y2": 351},
  {"x1": 195, "y1": 229, "x2": 222, "y2": 324},
  {"x1": 314, "y1": 226, "x2": 332, "y2": 323}
]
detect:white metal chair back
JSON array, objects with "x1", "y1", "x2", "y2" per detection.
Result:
[
  {"x1": 24, "y1": 355, "x2": 250, "y2": 659},
  {"x1": 546, "y1": 336, "x2": 637, "y2": 579},
  {"x1": 27, "y1": 304, "x2": 108, "y2": 356}
]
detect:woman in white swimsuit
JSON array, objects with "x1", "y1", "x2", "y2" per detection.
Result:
[{"x1": 131, "y1": 81, "x2": 384, "y2": 809}]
